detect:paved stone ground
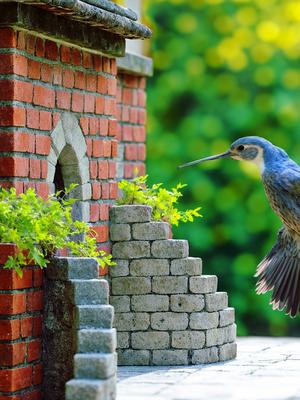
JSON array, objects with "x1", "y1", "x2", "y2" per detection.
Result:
[{"x1": 117, "y1": 337, "x2": 300, "y2": 400}]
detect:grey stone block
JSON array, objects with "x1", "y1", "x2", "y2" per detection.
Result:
[
  {"x1": 114, "y1": 312, "x2": 150, "y2": 331},
  {"x1": 152, "y1": 276, "x2": 188, "y2": 294},
  {"x1": 151, "y1": 240, "x2": 189, "y2": 259},
  {"x1": 110, "y1": 295, "x2": 130, "y2": 312},
  {"x1": 77, "y1": 328, "x2": 117, "y2": 353},
  {"x1": 219, "y1": 307, "x2": 235, "y2": 327},
  {"x1": 74, "y1": 353, "x2": 116, "y2": 379},
  {"x1": 205, "y1": 292, "x2": 228, "y2": 312},
  {"x1": 131, "y1": 295, "x2": 169, "y2": 312},
  {"x1": 152, "y1": 350, "x2": 188, "y2": 366},
  {"x1": 132, "y1": 331, "x2": 169, "y2": 350},
  {"x1": 110, "y1": 224, "x2": 131, "y2": 242},
  {"x1": 171, "y1": 257, "x2": 202, "y2": 276},
  {"x1": 151, "y1": 312, "x2": 188, "y2": 331},
  {"x1": 219, "y1": 342, "x2": 237, "y2": 361},
  {"x1": 206, "y1": 324, "x2": 236, "y2": 347},
  {"x1": 118, "y1": 349, "x2": 150, "y2": 366},
  {"x1": 75, "y1": 305, "x2": 114, "y2": 329},
  {"x1": 189, "y1": 312, "x2": 219, "y2": 330},
  {"x1": 132, "y1": 222, "x2": 169, "y2": 240},
  {"x1": 117, "y1": 332, "x2": 129, "y2": 349},
  {"x1": 112, "y1": 277, "x2": 151, "y2": 295},
  {"x1": 189, "y1": 275, "x2": 218, "y2": 294},
  {"x1": 172, "y1": 331, "x2": 205, "y2": 349},
  {"x1": 170, "y1": 294, "x2": 204, "y2": 312},
  {"x1": 130, "y1": 259, "x2": 169, "y2": 276},
  {"x1": 70, "y1": 279, "x2": 109, "y2": 305},
  {"x1": 65, "y1": 379, "x2": 107, "y2": 400},
  {"x1": 110, "y1": 205, "x2": 152, "y2": 223},
  {"x1": 191, "y1": 347, "x2": 219, "y2": 364},
  {"x1": 109, "y1": 260, "x2": 129, "y2": 277},
  {"x1": 112, "y1": 241, "x2": 150, "y2": 259},
  {"x1": 46, "y1": 257, "x2": 99, "y2": 281}
]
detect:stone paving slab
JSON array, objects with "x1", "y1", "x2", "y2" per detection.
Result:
[{"x1": 117, "y1": 337, "x2": 300, "y2": 400}]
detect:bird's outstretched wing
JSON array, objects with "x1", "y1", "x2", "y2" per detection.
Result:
[{"x1": 255, "y1": 226, "x2": 300, "y2": 317}]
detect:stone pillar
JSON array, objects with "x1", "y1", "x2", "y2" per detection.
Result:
[
  {"x1": 43, "y1": 257, "x2": 116, "y2": 400},
  {"x1": 109, "y1": 205, "x2": 237, "y2": 366}
]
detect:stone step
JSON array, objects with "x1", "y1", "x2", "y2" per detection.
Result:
[
  {"x1": 46, "y1": 257, "x2": 99, "y2": 280},
  {"x1": 110, "y1": 205, "x2": 152, "y2": 223},
  {"x1": 151, "y1": 240, "x2": 189, "y2": 259},
  {"x1": 74, "y1": 353, "x2": 117, "y2": 379},
  {"x1": 75, "y1": 305, "x2": 114, "y2": 329},
  {"x1": 77, "y1": 328, "x2": 117, "y2": 353},
  {"x1": 170, "y1": 257, "x2": 202, "y2": 276},
  {"x1": 66, "y1": 376, "x2": 116, "y2": 400},
  {"x1": 70, "y1": 279, "x2": 109, "y2": 305}
]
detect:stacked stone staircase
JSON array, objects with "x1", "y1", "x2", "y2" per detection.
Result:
[
  {"x1": 109, "y1": 205, "x2": 237, "y2": 366},
  {"x1": 43, "y1": 258, "x2": 117, "y2": 400}
]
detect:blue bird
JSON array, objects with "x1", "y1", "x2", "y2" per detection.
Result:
[{"x1": 179, "y1": 136, "x2": 300, "y2": 317}]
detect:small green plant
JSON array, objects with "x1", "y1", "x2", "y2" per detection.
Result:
[
  {"x1": 0, "y1": 185, "x2": 114, "y2": 276},
  {"x1": 117, "y1": 175, "x2": 202, "y2": 226}
]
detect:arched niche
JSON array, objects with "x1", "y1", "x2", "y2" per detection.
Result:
[{"x1": 46, "y1": 113, "x2": 90, "y2": 222}]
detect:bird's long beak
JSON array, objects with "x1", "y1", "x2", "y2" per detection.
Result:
[{"x1": 179, "y1": 150, "x2": 232, "y2": 168}]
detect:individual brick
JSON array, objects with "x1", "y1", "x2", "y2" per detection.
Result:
[
  {"x1": 205, "y1": 292, "x2": 228, "y2": 312},
  {"x1": 110, "y1": 295, "x2": 130, "y2": 313},
  {"x1": 112, "y1": 241, "x2": 150, "y2": 259},
  {"x1": 110, "y1": 224, "x2": 131, "y2": 241},
  {"x1": 77, "y1": 328, "x2": 116, "y2": 353},
  {"x1": 131, "y1": 331, "x2": 169, "y2": 350},
  {"x1": 172, "y1": 331, "x2": 205, "y2": 349},
  {"x1": 190, "y1": 312, "x2": 219, "y2": 330},
  {"x1": 130, "y1": 259, "x2": 169, "y2": 276},
  {"x1": 111, "y1": 277, "x2": 151, "y2": 295},
  {"x1": 117, "y1": 332, "x2": 129, "y2": 349},
  {"x1": 151, "y1": 312, "x2": 188, "y2": 331},
  {"x1": 75, "y1": 305, "x2": 114, "y2": 329},
  {"x1": 109, "y1": 260, "x2": 129, "y2": 278},
  {"x1": 132, "y1": 222, "x2": 169, "y2": 240},
  {"x1": 191, "y1": 347, "x2": 219, "y2": 364},
  {"x1": 69, "y1": 279, "x2": 109, "y2": 305},
  {"x1": 110, "y1": 205, "x2": 152, "y2": 223},
  {"x1": 46, "y1": 257, "x2": 99, "y2": 280},
  {"x1": 74, "y1": 353, "x2": 116, "y2": 380},
  {"x1": 114, "y1": 312, "x2": 150, "y2": 331},
  {"x1": 219, "y1": 342, "x2": 237, "y2": 361},
  {"x1": 171, "y1": 257, "x2": 202, "y2": 276},
  {"x1": 206, "y1": 324, "x2": 236, "y2": 347},
  {"x1": 152, "y1": 350, "x2": 188, "y2": 366},
  {"x1": 170, "y1": 294, "x2": 204, "y2": 312},
  {"x1": 189, "y1": 275, "x2": 218, "y2": 294},
  {"x1": 152, "y1": 276, "x2": 188, "y2": 294},
  {"x1": 219, "y1": 307, "x2": 235, "y2": 327},
  {"x1": 131, "y1": 295, "x2": 169, "y2": 312},
  {"x1": 151, "y1": 240, "x2": 189, "y2": 259},
  {"x1": 118, "y1": 349, "x2": 150, "y2": 366}
]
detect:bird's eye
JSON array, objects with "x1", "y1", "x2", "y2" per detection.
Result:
[{"x1": 237, "y1": 145, "x2": 245, "y2": 151}]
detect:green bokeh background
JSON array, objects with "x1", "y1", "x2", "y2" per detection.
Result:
[{"x1": 143, "y1": 0, "x2": 300, "y2": 336}]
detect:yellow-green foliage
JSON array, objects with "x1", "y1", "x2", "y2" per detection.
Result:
[
  {"x1": 117, "y1": 175, "x2": 202, "y2": 226},
  {"x1": 144, "y1": 0, "x2": 300, "y2": 335},
  {"x1": 0, "y1": 185, "x2": 114, "y2": 276}
]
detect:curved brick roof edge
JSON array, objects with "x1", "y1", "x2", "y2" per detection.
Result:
[{"x1": 0, "y1": 0, "x2": 152, "y2": 39}]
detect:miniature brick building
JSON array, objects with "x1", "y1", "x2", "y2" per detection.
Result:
[{"x1": 0, "y1": 1, "x2": 152, "y2": 398}]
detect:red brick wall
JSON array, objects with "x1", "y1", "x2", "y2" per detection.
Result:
[
  {"x1": 0, "y1": 27, "x2": 147, "y2": 399},
  {"x1": 0, "y1": 245, "x2": 43, "y2": 399},
  {"x1": 116, "y1": 73, "x2": 146, "y2": 179}
]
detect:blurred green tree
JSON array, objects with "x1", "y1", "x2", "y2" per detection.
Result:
[{"x1": 144, "y1": 0, "x2": 300, "y2": 335}]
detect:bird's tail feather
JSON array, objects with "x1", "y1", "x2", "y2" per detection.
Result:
[{"x1": 255, "y1": 227, "x2": 300, "y2": 317}]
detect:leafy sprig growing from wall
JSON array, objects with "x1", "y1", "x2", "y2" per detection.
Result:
[
  {"x1": 0, "y1": 185, "x2": 114, "y2": 276},
  {"x1": 117, "y1": 175, "x2": 202, "y2": 226}
]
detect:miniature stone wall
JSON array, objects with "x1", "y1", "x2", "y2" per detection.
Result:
[
  {"x1": 43, "y1": 257, "x2": 117, "y2": 400},
  {"x1": 109, "y1": 205, "x2": 237, "y2": 366}
]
